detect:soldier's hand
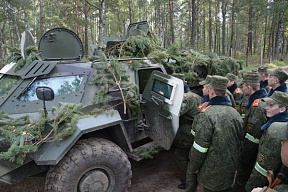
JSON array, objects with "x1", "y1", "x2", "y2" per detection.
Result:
[{"x1": 251, "y1": 187, "x2": 263, "y2": 192}]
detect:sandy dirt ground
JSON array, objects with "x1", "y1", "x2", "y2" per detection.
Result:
[{"x1": 0, "y1": 147, "x2": 203, "y2": 192}]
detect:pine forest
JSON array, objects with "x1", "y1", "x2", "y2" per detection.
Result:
[{"x1": 1, "y1": 0, "x2": 288, "y2": 68}]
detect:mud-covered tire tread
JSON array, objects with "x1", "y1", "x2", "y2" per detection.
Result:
[{"x1": 44, "y1": 138, "x2": 132, "y2": 192}]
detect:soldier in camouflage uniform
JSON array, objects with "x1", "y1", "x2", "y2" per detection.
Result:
[
  {"x1": 226, "y1": 73, "x2": 243, "y2": 109},
  {"x1": 258, "y1": 66, "x2": 270, "y2": 92},
  {"x1": 267, "y1": 68, "x2": 288, "y2": 97},
  {"x1": 186, "y1": 75, "x2": 244, "y2": 192},
  {"x1": 174, "y1": 74, "x2": 202, "y2": 189},
  {"x1": 251, "y1": 122, "x2": 288, "y2": 192},
  {"x1": 245, "y1": 91, "x2": 288, "y2": 192},
  {"x1": 233, "y1": 72, "x2": 268, "y2": 192}
]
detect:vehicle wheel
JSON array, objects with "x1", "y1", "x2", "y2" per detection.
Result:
[{"x1": 44, "y1": 138, "x2": 132, "y2": 192}]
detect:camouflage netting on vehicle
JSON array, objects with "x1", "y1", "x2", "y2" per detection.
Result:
[{"x1": 0, "y1": 103, "x2": 84, "y2": 164}]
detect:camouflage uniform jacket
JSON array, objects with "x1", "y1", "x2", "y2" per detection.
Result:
[
  {"x1": 189, "y1": 95, "x2": 210, "y2": 139},
  {"x1": 228, "y1": 82, "x2": 243, "y2": 109},
  {"x1": 189, "y1": 96, "x2": 244, "y2": 191},
  {"x1": 226, "y1": 89, "x2": 237, "y2": 108},
  {"x1": 173, "y1": 92, "x2": 202, "y2": 147},
  {"x1": 260, "y1": 80, "x2": 270, "y2": 93},
  {"x1": 267, "y1": 83, "x2": 287, "y2": 97},
  {"x1": 239, "y1": 89, "x2": 267, "y2": 165},
  {"x1": 245, "y1": 117, "x2": 288, "y2": 192}
]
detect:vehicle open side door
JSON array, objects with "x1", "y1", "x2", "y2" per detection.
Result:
[{"x1": 142, "y1": 71, "x2": 184, "y2": 150}]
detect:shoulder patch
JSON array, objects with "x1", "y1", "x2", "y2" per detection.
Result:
[
  {"x1": 198, "y1": 102, "x2": 207, "y2": 109},
  {"x1": 201, "y1": 105, "x2": 211, "y2": 113},
  {"x1": 184, "y1": 93, "x2": 187, "y2": 98},
  {"x1": 258, "y1": 153, "x2": 264, "y2": 164},
  {"x1": 235, "y1": 88, "x2": 241, "y2": 94},
  {"x1": 253, "y1": 99, "x2": 260, "y2": 107},
  {"x1": 247, "y1": 123, "x2": 253, "y2": 132}
]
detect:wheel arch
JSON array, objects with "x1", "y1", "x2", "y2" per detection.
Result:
[{"x1": 33, "y1": 110, "x2": 132, "y2": 165}]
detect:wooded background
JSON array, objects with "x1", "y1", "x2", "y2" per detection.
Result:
[{"x1": 1, "y1": 0, "x2": 288, "y2": 67}]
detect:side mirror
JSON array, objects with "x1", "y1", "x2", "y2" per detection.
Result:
[
  {"x1": 36, "y1": 86, "x2": 54, "y2": 117},
  {"x1": 36, "y1": 86, "x2": 54, "y2": 101}
]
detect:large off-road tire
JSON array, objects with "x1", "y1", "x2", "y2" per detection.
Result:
[{"x1": 44, "y1": 138, "x2": 132, "y2": 192}]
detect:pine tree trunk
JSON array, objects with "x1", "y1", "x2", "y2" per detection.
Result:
[
  {"x1": 191, "y1": 0, "x2": 196, "y2": 48},
  {"x1": 196, "y1": 0, "x2": 201, "y2": 49},
  {"x1": 203, "y1": 0, "x2": 206, "y2": 49},
  {"x1": 128, "y1": 0, "x2": 132, "y2": 23},
  {"x1": 40, "y1": 0, "x2": 44, "y2": 35},
  {"x1": 208, "y1": 0, "x2": 212, "y2": 52},
  {"x1": 169, "y1": 0, "x2": 174, "y2": 44},
  {"x1": 247, "y1": 4, "x2": 253, "y2": 56},
  {"x1": 188, "y1": 0, "x2": 192, "y2": 48},
  {"x1": 230, "y1": 0, "x2": 235, "y2": 56},
  {"x1": 84, "y1": 0, "x2": 89, "y2": 57},
  {"x1": 98, "y1": 0, "x2": 106, "y2": 44},
  {"x1": 221, "y1": 1, "x2": 227, "y2": 56},
  {"x1": 275, "y1": 10, "x2": 284, "y2": 60}
]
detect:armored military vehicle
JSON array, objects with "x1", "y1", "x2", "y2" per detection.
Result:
[{"x1": 0, "y1": 22, "x2": 184, "y2": 191}]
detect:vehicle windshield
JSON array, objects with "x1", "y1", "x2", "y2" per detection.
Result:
[
  {"x1": 18, "y1": 75, "x2": 83, "y2": 102},
  {"x1": 0, "y1": 75, "x2": 19, "y2": 97}
]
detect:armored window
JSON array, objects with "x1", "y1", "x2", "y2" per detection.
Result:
[
  {"x1": 152, "y1": 79, "x2": 173, "y2": 99},
  {"x1": 138, "y1": 68, "x2": 162, "y2": 94},
  {"x1": 18, "y1": 75, "x2": 83, "y2": 102}
]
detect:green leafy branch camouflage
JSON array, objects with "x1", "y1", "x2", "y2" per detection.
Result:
[
  {"x1": 3, "y1": 44, "x2": 41, "y2": 71},
  {"x1": 91, "y1": 53, "x2": 141, "y2": 117},
  {"x1": 138, "y1": 144, "x2": 163, "y2": 159},
  {"x1": 0, "y1": 103, "x2": 84, "y2": 164}
]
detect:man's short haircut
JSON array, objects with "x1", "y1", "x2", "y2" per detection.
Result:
[
  {"x1": 245, "y1": 82, "x2": 260, "y2": 91},
  {"x1": 213, "y1": 87, "x2": 226, "y2": 96}
]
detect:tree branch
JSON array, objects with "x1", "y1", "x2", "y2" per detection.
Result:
[{"x1": 84, "y1": 0, "x2": 101, "y2": 10}]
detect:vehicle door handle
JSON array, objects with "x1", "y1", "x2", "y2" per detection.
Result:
[
  {"x1": 159, "y1": 113, "x2": 172, "y2": 120},
  {"x1": 151, "y1": 96, "x2": 163, "y2": 107}
]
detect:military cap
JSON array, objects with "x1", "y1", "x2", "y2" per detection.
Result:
[
  {"x1": 199, "y1": 75, "x2": 212, "y2": 85},
  {"x1": 262, "y1": 91, "x2": 288, "y2": 108},
  {"x1": 258, "y1": 66, "x2": 268, "y2": 73},
  {"x1": 240, "y1": 72, "x2": 260, "y2": 84},
  {"x1": 209, "y1": 75, "x2": 229, "y2": 90},
  {"x1": 268, "y1": 68, "x2": 288, "y2": 82},
  {"x1": 226, "y1": 73, "x2": 238, "y2": 81}
]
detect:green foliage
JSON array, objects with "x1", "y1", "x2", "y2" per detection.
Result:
[
  {"x1": 51, "y1": 103, "x2": 84, "y2": 141},
  {"x1": 120, "y1": 35, "x2": 153, "y2": 57},
  {"x1": 0, "y1": 103, "x2": 84, "y2": 164},
  {"x1": 148, "y1": 44, "x2": 244, "y2": 83},
  {"x1": 91, "y1": 54, "x2": 141, "y2": 117},
  {"x1": 3, "y1": 44, "x2": 22, "y2": 65},
  {"x1": 138, "y1": 144, "x2": 163, "y2": 159},
  {"x1": 3, "y1": 44, "x2": 41, "y2": 72},
  {"x1": 0, "y1": 75, "x2": 19, "y2": 97}
]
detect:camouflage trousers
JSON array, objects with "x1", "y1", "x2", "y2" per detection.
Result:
[
  {"x1": 233, "y1": 160, "x2": 254, "y2": 192},
  {"x1": 174, "y1": 146, "x2": 190, "y2": 182},
  {"x1": 186, "y1": 162, "x2": 198, "y2": 192}
]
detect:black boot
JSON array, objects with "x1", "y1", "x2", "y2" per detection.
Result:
[{"x1": 178, "y1": 182, "x2": 186, "y2": 189}]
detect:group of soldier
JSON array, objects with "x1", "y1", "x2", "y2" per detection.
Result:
[{"x1": 173, "y1": 66, "x2": 288, "y2": 192}]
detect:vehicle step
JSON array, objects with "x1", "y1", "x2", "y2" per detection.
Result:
[{"x1": 126, "y1": 141, "x2": 162, "y2": 161}]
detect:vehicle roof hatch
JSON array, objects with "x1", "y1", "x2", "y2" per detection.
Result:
[
  {"x1": 127, "y1": 21, "x2": 149, "y2": 37},
  {"x1": 38, "y1": 28, "x2": 84, "y2": 61}
]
